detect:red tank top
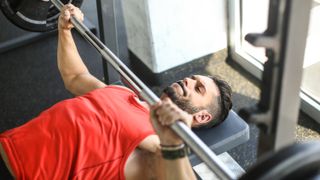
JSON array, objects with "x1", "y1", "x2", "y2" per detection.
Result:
[{"x1": 0, "y1": 86, "x2": 155, "y2": 179}]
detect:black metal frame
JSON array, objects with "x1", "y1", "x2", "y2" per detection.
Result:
[{"x1": 96, "y1": 0, "x2": 129, "y2": 84}]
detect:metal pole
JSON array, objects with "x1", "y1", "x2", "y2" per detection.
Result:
[{"x1": 51, "y1": 0, "x2": 237, "y2": 179}]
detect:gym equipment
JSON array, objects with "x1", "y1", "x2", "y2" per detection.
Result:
[
  {"x1": 227, "y1": 0, "x2": 319, "y2": 178},
  {"x1": 1, "y1": 0, "x2": 319, "y2": 179},
  {"x1": 240, "y1": 141, "x2": 320, "y2": 180},
  {"x1": 190, "y1": 111, "x2": 249, "y2": 166},
  {"x1": 0, "y1": 0, "x2": 83, "y2": 32},
  {"x1": 238, "y1": 0, "x2": 312, "y2": 155},
  {"x1": 96, "y1": 0, "x2": 129, "y2": 84},
  {"x1": 0, "y1": 0, "x2": 241, "y2": 179}
]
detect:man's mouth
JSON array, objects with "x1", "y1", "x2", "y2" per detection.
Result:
[{"x1": 176, "y1": 81, "x2": 187, "y2": 96}]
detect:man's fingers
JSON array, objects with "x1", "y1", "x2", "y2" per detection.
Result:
[
  {"x1": 155, "y1": 103, "x2": 172, "y2": 117},
  {"x1": 65, "y1": 3, "x2": 73, "y2": 8},
  {"x1": 71, "y1": 7, "x2": 84, "y2": 20},
  {"x1": 59, "y1": 4, "x2": 85, "y2": 30},
  {"x1": 155, "y1": 98, "x2": 193, "y2": 127},
  {"x1": 150, "y1": 101, "x2": 162, "y2": 111},
  {"x1": 80, "y1": 12, "x2": 84, "y2": 21},
  {"x1": 62, "y1": 4, "x2": 83, "y2": 19},
  {"x1": 156, "y1": 107, "x2": 180, "y2": 125},
  {"x1": 153, "y1": 96, "x2": 192, "y2": 128},
  {"x1": 63, "y1": 10, "x2": 70, "y2": 20},
  {"x1": 65, "y1": 4, "x2": 76, "y2": 12}
]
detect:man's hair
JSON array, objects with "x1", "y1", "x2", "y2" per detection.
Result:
[{"x1": 200, "y1": 75, "x2": 233, "y2": 128}]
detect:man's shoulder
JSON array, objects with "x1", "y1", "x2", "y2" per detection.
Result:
[
  {"x1": 85, "y1": 85, "x2": 136, "y2": 96},
  {"x1": 109, "y1": 85, "x2": 135, "y2": 94}
]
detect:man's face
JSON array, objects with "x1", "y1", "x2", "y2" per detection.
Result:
[{"x1": 161, "y1": 75, "x2": 220, "y2": 114}]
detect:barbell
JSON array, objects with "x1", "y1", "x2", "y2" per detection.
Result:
[
  {"x1": 1, "y1": 0, "x2": 320, "y2": 179},
  {"x1": 0, "y1": 0, "x2": 236, "y2": 179}
]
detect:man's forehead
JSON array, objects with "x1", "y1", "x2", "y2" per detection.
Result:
[
  {"x1": 176, "y1": 74, "x2": 219, "y2": 94},
  {"x1": 195, "y1": 75, "x2": 210, "y2": 81},
  {"x1": 196, "y1": 75, "x2": 220, "y2": 96}
]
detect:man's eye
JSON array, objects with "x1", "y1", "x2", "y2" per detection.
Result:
[
  {"x1": 196, "y1": 86, "x2": 201, "y2": 93},
  {"x1": 196, "y1": 86, "x2": 205, "y2": 94}
]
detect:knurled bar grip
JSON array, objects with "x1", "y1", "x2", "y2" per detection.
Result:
[{"x1": 51, "y1": 0, "x2": 236, "y2": 179}]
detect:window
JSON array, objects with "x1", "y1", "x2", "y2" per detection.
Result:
[{"x1": 228, "y1": 0, "x2": 320, "y2": 123}]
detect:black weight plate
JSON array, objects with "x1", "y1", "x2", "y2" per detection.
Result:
[
  {"x1": 0, "y1": 0, "x2": 83, "y2": 32},
  {"x1": 240, "y1": 141, "x2": 320, "y2": 180}
]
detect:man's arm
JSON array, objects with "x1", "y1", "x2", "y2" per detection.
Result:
[
  {"x1": 162, "y1": 157, "x2": 195, "y2": 180},
  {"x1": 151, "y1": 98, "x2": 197, "y2": 180},
  {"x1": 58, "y1": 4, "x2": 106, "y2": 96}
]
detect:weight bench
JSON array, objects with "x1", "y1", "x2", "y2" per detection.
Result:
[
  {"x1": 189, "y1": 110, "x2": 249, "y2": 166},
  {"x1": 92, "y1": 1, "x2": 250, "y2": 169}
]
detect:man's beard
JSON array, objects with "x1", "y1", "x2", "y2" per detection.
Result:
[{"x1": 162, "y1": 86, "x2": 201, "y2": 114}]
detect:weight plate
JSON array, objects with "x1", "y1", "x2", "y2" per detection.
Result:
[
  {"x1": 0, "y1": 0, "x2": 83, "y2": 32},
  {"x1": 240, "y1": 142, "x2": 320, "y2": 180}
]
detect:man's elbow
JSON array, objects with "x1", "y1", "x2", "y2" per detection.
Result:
[
  {"x1": 61, "y1": 75, "x2": 79, "y2": 95},
  {"x1": 63, "y1": 81, "x2": 73, "y2": 93}
]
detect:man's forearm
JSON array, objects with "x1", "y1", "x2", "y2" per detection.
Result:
[
  {"x1": 57, "y1": 29, "x2": 89, "y2": 85},
  {"x1": 163, "y1": 157, "x2": 197, "y2": 180},
  {"x1": 57, "y1": 6, "x2": 106, "y2": 96}
]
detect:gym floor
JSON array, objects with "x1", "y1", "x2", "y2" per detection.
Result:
[{"x1": 0, "y1": 0, "x2": 319, "y2": 175}]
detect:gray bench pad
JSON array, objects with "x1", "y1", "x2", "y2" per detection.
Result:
[{"x1": 189, "y1": 110, "x2": 249, "y2": 166}]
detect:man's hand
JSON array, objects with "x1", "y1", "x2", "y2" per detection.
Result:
[
  {"x1": 150, "y1": 98, "x2": 193, "y2": 146},
  {"x1": 58, "y1": 4, "x2": 84, "y2": 30}
]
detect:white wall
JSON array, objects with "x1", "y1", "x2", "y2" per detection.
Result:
[{"x1": 122, "y1": 0, "x2": 227, "y2": 73}]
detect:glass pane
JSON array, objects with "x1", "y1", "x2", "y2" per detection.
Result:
[
  {"x1": 302, "y1": 0, "x2": 320, "y2": 103},
  {"x1": 241, "y1": 0, "x2": 269, "y2": 63}
]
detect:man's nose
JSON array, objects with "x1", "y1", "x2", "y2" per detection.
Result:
[{"x1": 183, "y1": 77, "x2": 195, "y2": 87}]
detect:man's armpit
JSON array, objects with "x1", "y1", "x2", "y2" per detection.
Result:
[{"x1": 0, "y1": 143, "x2": 15, "y2": 177}]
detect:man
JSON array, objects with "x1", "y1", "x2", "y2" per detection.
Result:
[{"x1": 0, "y1": 4, "x2": 232, "y2": 179}]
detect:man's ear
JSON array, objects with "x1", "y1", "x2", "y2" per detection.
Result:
[{"x1": 192, "y1": 110, "x2": 212, "y2": 126}]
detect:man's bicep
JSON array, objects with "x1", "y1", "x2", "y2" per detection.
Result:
[{"x1": 67, "y1": 73, "x2": 107, "y2": 96}]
